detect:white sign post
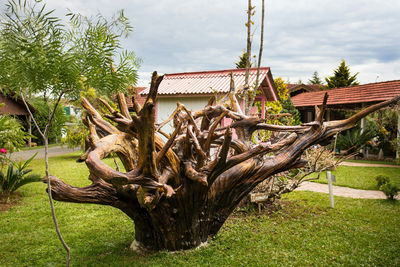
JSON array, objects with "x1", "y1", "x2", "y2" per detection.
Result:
[{"x1": 327, "y1": 171, "x2": 335, "y2": 208}]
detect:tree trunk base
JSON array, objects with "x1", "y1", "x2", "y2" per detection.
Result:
[
  {"x1": 129, "y1": 239, "x2": 209, "y2": 253},
  {"x1": 129, "y1": 240, "x2": 151, "y2": 254}
]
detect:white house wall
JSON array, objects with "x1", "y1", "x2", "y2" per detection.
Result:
[{"x1": 157, "y1": 96, "x2": 211, "y2": 134}]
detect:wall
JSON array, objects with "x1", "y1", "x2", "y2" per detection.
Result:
[
  {"x1": 0, "y1": 94, "x2": 28, "y2": 115},
  {"x1": 157, "y1": 96, "x2": 211, "y2": 134}
]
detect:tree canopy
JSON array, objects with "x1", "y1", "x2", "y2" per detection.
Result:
[
  {"x1": 308, "y1": 71, "x2": 323, "y2": 85},
  {"x1": 325, "y1": 60, "x2": 359, "y2": 89},
  {"x1": 235, "y1": 52, "x2": 252, "y2": 69},
  {"x1": 0, "y1": 0, "x2": 141, "y2": 100}
]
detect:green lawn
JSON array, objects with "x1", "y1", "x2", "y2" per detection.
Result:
[
  {"x1": 312, "y1": 165, "x2": 400, "y2": 190},
  {"x1": 343, "y1": 159, "x2": 399, "y2": 166},
  {"x1": 0, "y1": 153, "x2": 399, "y2": 266}
]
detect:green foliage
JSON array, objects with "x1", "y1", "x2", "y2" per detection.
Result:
[
  {"x1": 0, "y1": 153, "x2": 41, "y2": 202},
  {"x1": 66, "y1": 10, "x2": 141, "y2": 96},
  {"x1": 279, "y1": 96, "x2": 301, "y2": 125},
  {"x1": 31, "y1": 99, "x2": 67, "y2": 144},
  {"x1": 264, "y1": 77, "x2": 289, "y2": 119},
  {"x1": 374, "y1": 175, "x2": 399, "y2": 200},
  {"x1": 0, "y1": 0, "x2": 140, "y2": 100},
  {"x1": 367, "y1": 108, "x2": 399, "y2": 155},
  {"x1": 308, "y1": 71, "x2": 323, "y2": 85},
  {"x1": 254, "y1": 78, "x2": 294, "y2": 141},
  {"x1": 0, "y1": 115, "x2": 32, "y2": 153},
  {"x1": 375, "y1": 175, "x2": 390, "y2": 188},
  {"x1": 379, "y1": 183, "x2": 399, "y2": 200},
  {"x1": 336, "y1": 126, "x2": 376, "y2": 154},
  {"x1": 63, "y1": 121, "x2": 88, "y2": 151},
  {"x1": 274, "y1": 77, "x2": 289, "y2": 100},
  {"x1": 325, "y1": 60, "x2": 359, "y2": 89},
  {"x1": 235, "y1": 52, "x2": 252, "y2": 69}
]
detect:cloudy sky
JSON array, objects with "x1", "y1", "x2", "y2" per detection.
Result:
[{"x1": 41, "y1": 0, "x2": 400, "y2": 86}]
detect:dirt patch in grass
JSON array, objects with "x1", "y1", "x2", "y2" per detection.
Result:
[{"x1": 0, "y1": 192, "x2": 22, "y2": 212}]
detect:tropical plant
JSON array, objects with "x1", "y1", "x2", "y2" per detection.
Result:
[
  {"x1": 0, "y1": 115, "x2": 32, "y2": 153},
  {"x1": 0, "y1": 147, "x2": 8, "y2": 170},
  {"x1": 335, "y1": 126, "x2": 376, "y2": 154},
  {"x1": 368, "y1": 108, "x2": 399, "y2": 156},
  {"x1": 0, "y1": 153, "x2": 41, "y2": 203}
]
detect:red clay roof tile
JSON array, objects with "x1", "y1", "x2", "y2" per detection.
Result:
[{"x1": 291, "y1": 80, "x2": 400, "y2": 107}]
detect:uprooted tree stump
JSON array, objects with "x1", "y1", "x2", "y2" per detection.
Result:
[{"x1": 48, "y1": 71, "x2": 400, "y2": 252}]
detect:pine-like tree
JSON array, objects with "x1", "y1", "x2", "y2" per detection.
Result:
[
  {"x1": 325, "y1": 60, "x2": 359, "y2": 88},
  {"x1": 235, "y1": 52, "x2": 252, "y2": 69},
  {"x1": 280, "y1": 96, "x2": 301, "y2": 125},
  {"x1": 308, "y1": 71, "x2": 323, "y2": 85}
]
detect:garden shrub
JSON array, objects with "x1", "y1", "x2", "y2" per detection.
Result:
[
  {"x1": 375, "y1": 175, "x2": 390, "y2": 188},
  {"x1": 0, "y1": 153, "x2": 41, "y2": 203},
  {"x1": 379, "y1": 183, "x2": 399, "y2": 200},
  {"x1": 375, "y1": 175, "x2": 399, "y2": 200},
  {"x1": 0, "y1": 115, "x2": 32, "y2": 153}
]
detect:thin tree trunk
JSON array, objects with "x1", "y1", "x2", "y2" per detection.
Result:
[
  {"x1": 244, "y1": 0, "x2": 252, "y2": 115},
  {"x1": 20, "y1": 90, "x2": 71, "y2": 267},
  {"x1": 27, "y1": 115, "x2": 32, "y2": 147},
  {"x1": 249, "y1": 0, "x2": 265, "y2": 110}
]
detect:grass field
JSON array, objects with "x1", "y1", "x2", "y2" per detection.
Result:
[
  {"x1": 343, "y1": 159, "x2": 399, "y2": 166},
  {"x1": 0, "y1": 153, "x2": 399, "y2": 266},
  {"x1": 312, "y1": 165, "x2": 400, "y2": 190}
]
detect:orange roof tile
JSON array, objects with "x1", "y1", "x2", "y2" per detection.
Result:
[{"x1": 291, "y1": 80, "x2": 400, "y2": 107}]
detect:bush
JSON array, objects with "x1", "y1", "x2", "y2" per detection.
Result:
[
  {"x1": 31, "y1": 99, "x2": 67, "y2": 144},
  {"x1": 0, "y1": 153, "x2": 41, "y2": 203},
  {"x1": 379, "y1": 183, "x2": 399, "y2": 200},
  {"x1": 0, "y1": 115, "x2": 33, "y2": 153},
  {"x1": 375, "y1": 175, "x2": 390, "y2": 188},
  {"x1": 63, "y1": 122, "x2": 88, "y2": 151}
]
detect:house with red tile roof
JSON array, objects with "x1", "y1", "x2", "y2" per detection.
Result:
[
  {"x1": 139, "y1": 67, "x2": 279, "y2": 133},
  {"x1": 126, "y1": 86, "x2": 147, "y2": 108},
  {"x1": 292, "y1": 80, "x2": 400, "y2": 158},
  {"x1": 291, "y1": 80, "x2": 400, "y2": 122},
  {"x1": 287, "y1": 83, "x2": 324, "y2": 97}
]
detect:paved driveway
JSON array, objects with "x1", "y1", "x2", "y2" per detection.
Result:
[{"x1": 10, "y1": 146, "x2": 77, "y2": 161}]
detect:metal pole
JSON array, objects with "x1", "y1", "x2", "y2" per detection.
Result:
[{"x1": 327, "y1": 171, "x2": 334, "y2": 208}]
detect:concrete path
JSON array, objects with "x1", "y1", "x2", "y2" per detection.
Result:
[
  {"x1": 10, "y1": 146, "x2": 77, "y2": 161},
  {"x1": 296, "y1": 181, "x2": 400, "y2": 200},
  {"x1": 340, "y1": 161, "x2": 400, "y2": 168}
]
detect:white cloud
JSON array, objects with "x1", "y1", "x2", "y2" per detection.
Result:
[{"x1": 40, "y1": 0, "x2": 400, "y2": 85}]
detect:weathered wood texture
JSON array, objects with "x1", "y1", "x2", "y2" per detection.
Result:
[{"x1": 48, "y1": 71, "x2": 400, "y2": 251}]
